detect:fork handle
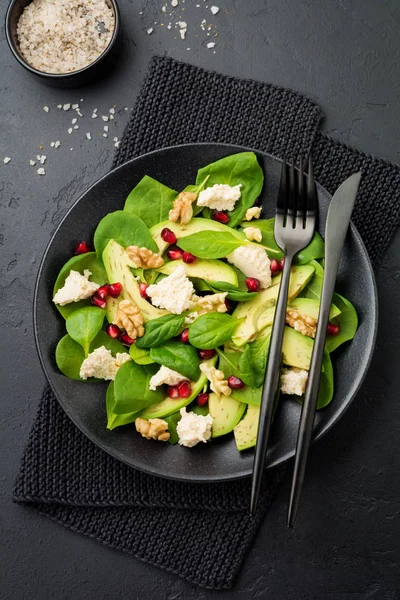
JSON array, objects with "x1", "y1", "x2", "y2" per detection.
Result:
[{"x1": 250, "y1": 252, "x2": 294, "y2": 514}]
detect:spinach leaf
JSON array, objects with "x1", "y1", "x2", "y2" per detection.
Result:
[
  {"x1": 195, "y1": 279, "x2": 257, "y2": 302},
  {"x1": 66, "y1": 306, "x2": 105, "y2": 356},
  {"x1": 191, "y1": 404, "x2": 210, "y2": 416},
  {"x1": 113, "y1": 361, "x2": 164, "y2": 414},
  {"x1": 188, "y1": 313, "x2": 242, "y2": 349},
  {"x1": 325, "y1": 293, "x2": 358, "y2": 353},
  {"x1": 178, "y1": 231, "x2": 248, "y2": 259},
  {"x1": 124, "y1": 175, "x2": 177, "y2": 227},
  {"x1": 136, "y1": 313, "x2": 186, "y2": 348},
  {"x1": 230, "y1": 386, "x2": 262, "y2": 407},
  {"x1": 185, "y1": 175, "x2": 210, "y2": 216},
  {"x1": 91, "y1": 330, "x2": 128, "y2": 355},
  {"x1": 295, "y1": 232, "x2": 325, "y2": 265},
  {"x1": 94, "y1": 210, "x2": 158, "y2": 259},
  {"x1": 317, "y1": 350, "x2": 334, "y2": 408},
  {"x1": 240, "y1": 219, "x2": 283, "y2": 259},
  {"x1": 130, "y1": 345, "x2": 155, "y2": 365},
  {"x1": 106, "y1": 382, "x2": 139, "y2": 430},
  {"x1": 164, "y1": 412, "x2": 182, "y2": 444},
  {"x1": 195, "y1": 152, "x2": 264, "y2": 227},
  {"x1": 53, "y1": 252, "x2": 108, "y2": 319},
  {"x1": 217, "y1": 349, "x2": 242, "y2": 379},
  {"x1": 246, "y1": 335, "x2": 271, "y2": 387},
  {"x1": 150, "y1": 340, "x2": 200, "y2": 380},
  {"x1": 299, "y1": 259, "x2": 324, "y2": 300}
]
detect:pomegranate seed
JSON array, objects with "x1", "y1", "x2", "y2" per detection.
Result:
[
  {"x1": 167, "y1": 247, "x2": 184, "y2": 261},
  {"x1": 180, "y1": 328, "x2": 189, "y2": 344},
  {"x1": 280, "y1": 258, "x2": 285, "y2": 270},
  {"x1": 182, "y1": 251, "x2": 197, "y2": 264},
  {"x1": 91, "y1": 295, "x2": 106, "y2": 309},
  {"x1": 211, "y1": 210, "x2": 229, "y2": 224},
  {"x1": 167, "y1": 386, "x2": 180, "y2": 399},
  {"x1": 199, "y1": 349, "x2": 216, "y2": 360},
  {"x1": 224, "y1": 298, "x2": 233, "y2": 312},
  {"x1": 228, "y1": 376, "x2": 245, "y2": 389},
  {"x1": 197, "y1": 393, "x2": 209, "y2": 407},
  {"x1": 161, "y1": 227, "x2": 177, "y2": 245},
  {"x1": 96, "y1": 284, "x2": 110, "y2": 300},
  {"x1": 75, "y1": 241, "x2": 90, "y2": 255},
  {"x1": 119, "y1": 333, "x2": 135, "y2": 346},
  {"x1": 178, "y1": 381, "x2": 191, "y2": 398},
  {"x1": 270, "y1": 259, "x2": 281, "y2": 276},
  {"x1": 327, "y1": 323, "x2": 340, "y2": 336},
  {"x1": 106, "y1": 323, "x2": 121, "y2": 339},
  {"x1": 245, "y1": 277, "x2": 261, "y2": 292},
  {"x1": 139, "y1": 282, "x2": 149, "y2": 299},
  {"x1": 108, "y1": 282, "x2": 122, "y2": 298}
]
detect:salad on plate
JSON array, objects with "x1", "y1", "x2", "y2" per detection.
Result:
[{"x1": 52, "y1": 152, "x2": 358, "y2": 451}]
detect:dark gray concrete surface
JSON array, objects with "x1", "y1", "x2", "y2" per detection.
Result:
[{"x1": 1, "y1": 1, "x2": 400, "y2": 598}]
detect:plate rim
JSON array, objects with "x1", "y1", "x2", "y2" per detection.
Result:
[{"x1": 33, "y1": 142, "x2": 379, "y2": 483}]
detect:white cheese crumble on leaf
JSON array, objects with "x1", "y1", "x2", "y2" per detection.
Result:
[
  {"x1": 243, "y1": 227, "x2": 262, "y2": 242},
  {"x1": 53, "y1": 269, "x2": 100, "y2": 306},
  {"x1": 176, "y1": 407, "x2": 213, "y2": 447},
  {"x1": 149, "y1": 365, "x2": 187, "y2": 391},
  {"x1": 227, "y1": 245, "x2": 271, "y2": 289},
  {"x1": 146, "y1": 265, "x2": 194, "y2": 314},
  {"x1": 79, "y1": 346, "x2": 130, "y2": 381},
  {"x1": 197, "y1": 183, "x2": 241, "y2": 211},
  {"x1": 244, "y1": 206, "x2": 262, "y2": 221},
  {"x1": 281, "y1": 368, "x2": 308, "y2": 396}
]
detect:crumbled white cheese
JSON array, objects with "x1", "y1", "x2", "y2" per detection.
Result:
[
  {"x1": 86, "y1": 133, "x2": 92, "y2": 140},
  {"x1": 207, "y1": 42, "x2": 216, "y2": 49},
  {"x1": 281, "y1": 368, "x2": 308, "y2": 396},
  {"x1": 243, "y1": 227, "x2": 262, "y2": 243},
  {"x1": 63, "y1": 103, "x2": 71, "y2": 111},
  {"x1": 37, "y1": 168, "x2": 46, "y2": 175},
  {"x1": 210, "y1": 5, "x2": 219, "y2": 14},
  {"x1": 197, "y1": 183, "x2": 242, "y2": 211},
  {"x1": 227, "y1": 245, "x2": 271, "y2": 289},
  {"x1": 244, "y1": 206, "x2": 262, "y2": 221},
  {"x1": 147, "y1": 27, "x2": 154, "y2": 34},
  {"x1": 176, "y1": 408, "x2": 213, "y2": 447},
  {"x1": 43, "y1": 105, "x2": 49, "y2": 112},
  {"x1": 147, "y1": 265, "x2": 194, "y2": 314},
  {"x1": 149, "y1": 366, "x2": 187, "y2": 391},
  {"x1": 3, "y1": 157, "x2": 11, "y2": 164},
  {"x1": 79, "y1": 346, "x2": 130, "y2": 381},
  {"x1": 53, "y1": 269, "x2": 100, "y2": 305}
]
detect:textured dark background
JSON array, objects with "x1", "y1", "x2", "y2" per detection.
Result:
[{"x1": 1, "y1": 1, "x2": 400, "y2": 598}]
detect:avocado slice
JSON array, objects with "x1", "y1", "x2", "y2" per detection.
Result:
[
  {"x1": 233, "y1": 405, "x2": 260, "y2": 451},
  {"x1": 157, "y1": 258, "x2": 238, "y2": 286},
  {"x1": 208, "y1": 393, "x2": 246, "y2": 438},
  {"x1": 102, "y1": 239, "x2": 167, "y2": 323},
  {"x1": 232, "y1": 265, "x2": 315, "y2": 346},
  {"x1": 282, "y1": 326, "x2": 313, "y2": 369},
  {"x1": 151, "y1": 217, "x2": 245, "y2": 254},
  {"x1": 257, "y1": 297, "x2": 341, "y2": 331},
  {"x1": 138, "y1": 356, "x2": 217, "y2": 419}
]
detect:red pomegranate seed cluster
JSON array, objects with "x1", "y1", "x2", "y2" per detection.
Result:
[
  {"x1": 270, "y1": 258, "x2": 285, "y2": 276},
  {"x1": 182, "y1": 251, "x2": 197, "y2": 264},
  {"x1": 245, "y1": 277, "x2": 260, "y2": 292},
  {"x1": 167, "y1": 247, "x2": 184, "y2": 261},
  {"x1": 198, "y1": 349, "x2": 216, "y2": 360},
  {"x1": 75, "y1": 241, "x2": 90, "y2": 255},
  {"x1": 227, "y1": 376, "x2": 245, "y2": 389},
  {"x1": 327, "y1": 323, "x2": 340, "y2": 336},
  {"x1": 106, "y1": 323, "x2": 121, "y2": 339},
  {"x1": 196, "y1": 393, "x2": 209, "y2": 406},
  {"x1": 161, "y1": 227, "x2": 177, "y2": 244},
  {"x1": 180, "y1": 328, "x2": 189, "y2": 344},
  {"x1": 91, "y1": 282, "x2": 123, "y2": 309},
  {"x1": 167, "y1": 380, "x2": 192, "y2": 399},
  {"x1": 212, "y1": 210, "x2": 229, "y2": 224},
  {"x1": 119, "y1": 333, "x2": 135, "y2": 346},
  {"x1": 139, "y1": 282, "x2": 149, "y2": 299}
]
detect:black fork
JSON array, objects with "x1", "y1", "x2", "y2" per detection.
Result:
[{"x1": 250, "y1": 157, "x2": 317, "y2": 515}]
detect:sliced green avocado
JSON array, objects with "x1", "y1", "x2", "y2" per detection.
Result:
[
  {"x1": 157, "y1": 258, "x2": 238, "y2": 286},
  {"x1": 208, "y1": 393, "x2": 246, "y2": 438},
  {"x1": 282, "y1": 326, "x2": 313, "y2": 369},
  {"x1": 102, "y1": 240, "x2": 167, "y2": 323},
  {"x1": 151, "y1": 217, "x2": 245, "y2": 254},
  {"x1": 138, "y1": 356, "x2": 217, "y2": 419},
  {"x1": 233, "y1": 405, "x2": 260, "y2": 451},
  {"x1": 257, "y1": 297, "x2": 341, "y2": 331},
  {"x1": 232, "y1": 265, "x2": 315, "y2": 346}
]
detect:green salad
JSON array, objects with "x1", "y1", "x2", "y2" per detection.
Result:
[{"x1": 52, "y1": 152, "x2": 358, "y2": 451}]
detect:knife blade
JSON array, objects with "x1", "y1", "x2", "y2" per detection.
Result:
[{"x1": 287, "y1": 171, "x2": 361, "y2": 528}]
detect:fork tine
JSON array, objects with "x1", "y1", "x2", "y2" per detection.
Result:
[
  {"x1": 288, "y1": 157, "x2": 297, "y2": 227},
  {"x1": 277, "y1": 157, "x2": 288, "y2": 215},
  {"x1": 306, "y1": 158, "x2": 316, "y2": 214},
  {"x1": 297, "y1": 156, "x2": 305, "y2": 227}
]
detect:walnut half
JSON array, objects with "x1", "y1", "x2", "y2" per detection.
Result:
[
  {"x1": 200, "y1": 363, "x2": 231, "y2": 397},
  {"x1": 169, "y1": 191, "x2": 197, "y2": 225},
  {"x1": 115, "y1": 299, "x2": 144, "y2": 339},
  {"x1": 126, "y1": 245, "x2": 164, "y2": 269},
  {"x1": 286, "y1": 309, "x2": 317, "y2": 338},
  {"x1": 135, "y1": 417, "x2": 170, "y2": 441}
]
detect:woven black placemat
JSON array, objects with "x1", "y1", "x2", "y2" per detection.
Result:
[{"x1": 14, "y1": 56, "x2": 400, "y2": 590}]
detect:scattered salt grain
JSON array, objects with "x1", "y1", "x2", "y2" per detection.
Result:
[
  {"x1": 39, "y1": 155, "x2": 46, "y2": 164},
  {"x1": 63, "y1": 104, "x2": 71, "y2": 111},
  {"x1": 207, "y1": 41, "x2": 216, "y2": 48},
  {"x1": 57, "y1": 104, "x2": 62, "y2": 109},
  {"x1": 54, "y1": 141, "x2": 61, "y2": 148},
  {"x1": 92, "y1": 112, "x2": 98, "y2": 118},
  {"x1": 102, "y1": 115, "x2": 109, "y2": 121},
  {"x1": 73, "y1": 125, "x2": 79, "y2": 129},
  {"x1": 93, "y1": 108, "x2": 98, "y2": 113},
  {"x1": 103, "y1": 133, "x2": 108, "y2": 138},
  {"x1": 210, "y1": 5, "x2": 219, "y2": 14},
  {"x1": 43, "y1": 105, "x2": 49, "y2": 112},
  {"x1": 4, "y1": 157, "x2": 11, "y2": 164},
  {"x1": 71, "y1": 118, "x2": 77, "y2": 124},
  {"x1": 147, "y1": 28, "x2": 154, "y2": 34},
  {"x1": 77, "y1": 110, "x2": 83, "y2": 117},
  {"x1": 72, "y1": 104, "x2": 79, "y2": 109},
  {"x1": 104, "y1": 125, "x2": 109, "y2": 132},
  {"x1": 37, "y1": 167, "x2": 45, "y2": 175},
  {"x1": 171, "y1": 0, "x2": 178, "y2": 5},
  {"x1": 178, "y1": 21, "x2": 187, "y2": 39},
  {"x1": 162, "y1": 5, "x2": 167, "y2": 11},
  {"x1": 201, "y1": 19, "x2": 206, "y2": 30},
  {"x1": 50, "y1": 142, "x2": 55, "y2": 147},
  {"x1": 167, "y1": 23, "x2": 172, "y2": 29},
  {"x1": 86, "y1": 133, "x2": 92, "y2": 140},
  {"x1": 68, "y1": 128, "x2": 73, "y2": 134},
  {"x1": 114, "y1": 141, "x2": 121, "y2": 148},
  {"x1": 109, "y1": 108, "x2": 115, "y2": 114},
  {"x1": 109, "y1": 114, "x2": 114, "y2": 120},
  {"x1": 30, "y1": 160, "x2": 36, "y2": 166},
  {"x1": 113, "y1": 136, "x2": 118, "y2": 142}
]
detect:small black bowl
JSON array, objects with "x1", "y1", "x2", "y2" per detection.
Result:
[{"x1": 5, "y1": 0, "x2": 121, "y2": 88}]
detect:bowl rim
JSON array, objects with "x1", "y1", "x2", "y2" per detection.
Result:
[
  {"x1": 5, "y1": 0, "x2": 120, "y2": 79},
  {"x1": 32, "y1": 142, "x2": 379, "y2": 482}
]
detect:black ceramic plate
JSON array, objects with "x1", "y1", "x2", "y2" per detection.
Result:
[{"x1": 34, "y1": 143, "x2": 378, "y2": 482}]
